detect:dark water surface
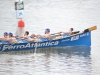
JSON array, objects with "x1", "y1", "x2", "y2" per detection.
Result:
[{"x1": 0, "y1": 0, "x2": 100, "y2": 75}]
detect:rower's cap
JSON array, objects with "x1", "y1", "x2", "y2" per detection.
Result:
[
  {"x1": 45, "y1": 28, "x2": 50, "y2": 32},
  {"x1": 9, "y1": 32, "x2": 13, "y2": 36},
  {"x1": 4, "y1": 32, "x2": 8, "y2": 36}
]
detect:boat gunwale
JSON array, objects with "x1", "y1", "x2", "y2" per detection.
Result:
[{"x1": 0, "y1": 31, "x2": 90, "y2": 46}]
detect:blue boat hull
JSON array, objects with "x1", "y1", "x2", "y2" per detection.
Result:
[{"x1": 0, "y1": 32, "x2": 91, "y2": 52}]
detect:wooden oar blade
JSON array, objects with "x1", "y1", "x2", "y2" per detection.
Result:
[
  {"x1": 84, "y1": 26, "x2": 97, "y2": 33},
  {"x1": 88, "y1": 26, "x2": 97, "y2": 31}
]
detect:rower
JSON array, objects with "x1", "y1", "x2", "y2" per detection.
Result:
[
  {"x1": 0, "y1": 32, "x2": 9, "y2": 44},
  {"x1": 37, "y1": 28, "x2": 51, "y2": 42},
  {"x1": 8, "y1": 32, "x2": 17, "y2": 44},
  {"x1": 1, "y1": 32, "x2": 9, "y2": 41},
  {"x1": 23, "y1": 31, "x2": 29, "y2": 39},
  {"x1": 16, "y1": 31, "x2": 30, "y2": 43},
  {"x1": 53, "y1": 28, "x2": 74, "y2": 40},
  {"x1": 28, "y1": 34, "x2": 36, "y2": 42}
]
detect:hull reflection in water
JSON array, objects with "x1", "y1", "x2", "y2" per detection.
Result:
[
  {"x1": 0, "y1": 46, "x2": 91, "y2": 57},
  {"x1": 37, "y1": 46, "x2": 91, "y2": 57}
]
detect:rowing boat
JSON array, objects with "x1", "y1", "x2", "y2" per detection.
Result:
[
  {"x1": 0, "y1": 31, "x2": 91, "y2": 52},
  {"x1": 0, "y1": 26, "x2": 97, "y2": 52}
]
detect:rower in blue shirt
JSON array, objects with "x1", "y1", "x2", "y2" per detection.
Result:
[
  {"x1": 37, "y1": 28, "x2": 51, "y2": 42},
  {"x1": 54, "y1": 28, "x2": 74, "y2": 40},
  {"x1": 0, "y1": 32, "x2": 9, "y2": 44}
]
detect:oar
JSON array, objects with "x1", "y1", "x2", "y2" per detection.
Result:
[
  {"x1": 88, "y1": 26, "x2": 97, "y2": 31},
  {"x1": 51, "y1": 32, "x2": 63, "y2": 36},
  {"x1": 84, "y1": 26, "x2": 97, "y2": 32},
  {"x1": 51, "y1": 33, "x2": 60, "y2": 35}
]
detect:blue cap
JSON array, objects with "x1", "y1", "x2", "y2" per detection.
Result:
[
  {"x1": 4, "y1": 32, "x2": 8, "y2": 36},
  {"x1": 45, "y1": 28, "x2": 50, "y2": 32},
  {"x1": 9, "y1": 32, "x2": 13, "y2": 36}
]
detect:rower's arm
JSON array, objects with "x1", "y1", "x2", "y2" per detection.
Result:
[
  {"x1": 44, "y1": 34, "x2": 50, "y2": 38},
  {"x1": 61, "y1": 31, "x2": 70, "y2": 34},
  {"x1": 0, "y1": 38, "x2": 2, "y2": 40},
  {"x1": 39, "y1": 34, "x2": 50, "y2": 38},
  {"x1": 23, "y1": 36, "x2": 28, "y2": 39},
  {"x1": 16, "y1": 36, "x2": 28, "y2": 39},
  {"x1": 16, "y1": 36, "x2": 23, "y2": 38}
]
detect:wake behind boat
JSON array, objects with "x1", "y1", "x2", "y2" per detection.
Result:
[{"x1": 0, "y1": 26, "x2": 97, "y2": 52}]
